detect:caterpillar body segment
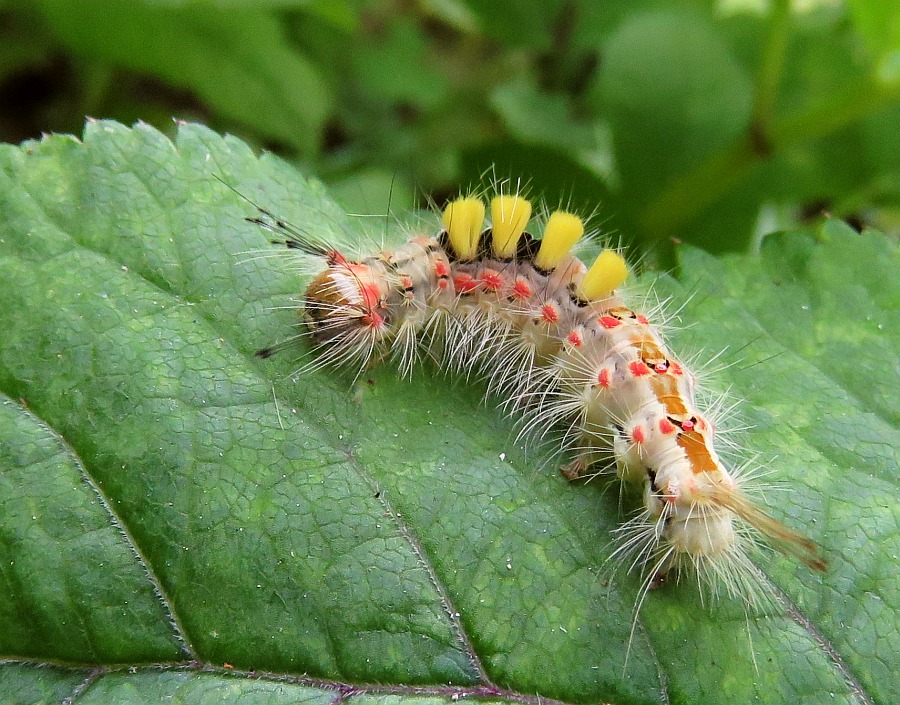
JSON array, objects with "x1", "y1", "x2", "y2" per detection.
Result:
[{"x1": 278, "y1": 192, "x2": 825, "y2": 603}]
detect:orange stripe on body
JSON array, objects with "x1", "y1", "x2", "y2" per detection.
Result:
[
  {"x1": 677, "y1": 430, "x2": 719, "y2": 474},
  {"x1": 649, "y1": 375, "x2": 688, "y2": 416},
  {"x1": 648, "y1": 375, "x2": 718, "y2": 474}
]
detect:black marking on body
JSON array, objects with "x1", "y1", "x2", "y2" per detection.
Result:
[{"x1": 437, "y1": 230, "x2": 459, "y2": 261}]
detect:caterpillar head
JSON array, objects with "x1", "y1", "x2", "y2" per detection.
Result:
[{"x1": 305, "y1": 259, "x2": 390, "y2": 341}]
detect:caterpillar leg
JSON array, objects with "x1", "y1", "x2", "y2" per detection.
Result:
[
  {"x1": 560, "y1": 449, "x2": 608, "y2": 481},
  {"x1": 560, "y1": 456, "x2": 590, "y2": 481},
  {"x1": 647, "y1": 555, "x2": 673, "y2": 590}
]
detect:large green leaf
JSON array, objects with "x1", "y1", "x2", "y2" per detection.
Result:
[
  {"x1": 34, "y1": 0, "x2": 330, "y2": 155},
  {"x1": 0, "y1": 121, "x2": 896, "y2": 705}
]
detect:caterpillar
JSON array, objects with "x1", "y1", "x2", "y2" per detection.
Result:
[{"x1": 253, "y1": 186, "x2": 826, "y2": 607}]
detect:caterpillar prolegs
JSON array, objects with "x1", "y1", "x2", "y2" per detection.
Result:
[{"x1": 256, "y1": 189, "x2": 826, "y2": 606}]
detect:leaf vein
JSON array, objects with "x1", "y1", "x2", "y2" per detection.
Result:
[
  {"x1": 345, "y1": 459, "x2": 492, "y2": 685},
  {"x1": 12, "y1": 401, "x2": 198, "y2": 661}
]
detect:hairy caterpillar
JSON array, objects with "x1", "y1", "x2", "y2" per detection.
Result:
[{"x1": 252, "y1": 186, "x2": 826, "y2": 607}]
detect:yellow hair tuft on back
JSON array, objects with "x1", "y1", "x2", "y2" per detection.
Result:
[
  {"x1": 534, "y1": 211, "x2": 584, "y2": 270},
  {"x1": 442, "y1": 198, "x2": 486, "y2": 260},
  {"x1": 578, "y1": 249, "x2": 628, "y2": 300},
  {"x1": 490, "y1": 195, "x2": 532, "y2": 258}
]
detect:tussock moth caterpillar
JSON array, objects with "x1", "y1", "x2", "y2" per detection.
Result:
[{"x1": 251, "y1": 183, "x2": 826, "y2": 608}]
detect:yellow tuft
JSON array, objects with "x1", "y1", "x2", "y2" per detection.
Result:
[
  {"x1": 490, "y1": 195, "x2": 532, "y2": 258},
  {"x1": 578, "y1": 249, "x2": 628, "y2": 301},
  {"x1": 534, "y1": 211, "x2": 584, "y2": 270},
  {"x1": 442, "y1": 197, "x2": 485, "y2": 260}
]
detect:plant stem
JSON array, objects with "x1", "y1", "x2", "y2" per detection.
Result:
[
  {"x1": 750, "y1": 0, "x2": 791, "y2": 132},
  {"x1": 769, "y1": 79, "x2": 900, "y2": 145}
]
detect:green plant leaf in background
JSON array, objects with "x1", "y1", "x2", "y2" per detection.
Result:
[
  {"x1": 4, "y1": 1, "x2": 898, "y2": 257},
  {"x1": 33, "y1": 0, "x2": 330, "y2": 155},
  {"x1": 0, "y1": 122, "x2": 896, "y2": 705}
]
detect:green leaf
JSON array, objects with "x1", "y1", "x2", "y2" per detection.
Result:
[
  {"x1": 490, "y1": 78, "x2": 599, "y2": 153},
  {"x1": 847, "y1": 0, "x2": 900, "y2": 77},
  {"x1": 350, "y1": 19, "x2": 449, "y2": 109},
  {"x1": 0, "y1": 121, "x2": 896, "y2": 705},
  {"x1": 457, "y1": 0, "x2": 568, "y2": 49},
  {"x1": 606, "y1": 5, "x2": 900, "y2": 253},
  {"x1": 0, "y1": 394, "x2": 183, "y2": 661},
  {"x1": 594, "y1": 10, "x2": 753, "y2": 224},
  {"x1": 34, "y1": 0, "x2": 330, "y2": 155}
]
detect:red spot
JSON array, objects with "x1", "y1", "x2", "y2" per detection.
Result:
[
  {"x1": 654, "y1": 362, "x2": 668, "y2": 374},
  {"x1": 631, "y1": 426, "x2": 645, "y2": 444},
  {"x1": 511, "y1": 277, "x2": 532, "y2": 300},
  {"x1": 636, "y1": 314, "x2": 649, "y2": 325},
  {"x1": 481, "y1": 269, "x2": 504, "y2": 292},
  {"x1": 597, "y1": 368, "x2": 611, "y2": 388},
  {"x1": 566, "y1": 330, "x2": 583, "y2": 347},
  {"x1": 363, "y1": 310, "x2": 385, "y2": 329},
  {"x1": 400, "y1": 275, "x2": 413, "y2": 289},
  {"x1": 659, "y1": 418, "x2": 676, "y2": 435},
  {"x1": 434, "y1": 261, "x2": 449, "y2": 277},
  {"x1": 438, "y1": 279, "x2": 449, "y2": 291},
  {"x1": 541, "y1": 304, "x2": 559, "y2": 324},
  {"x1": 629, "y1": 361, "x2": 651, "y2": 376},
  {"x1": 670, "y1": 361, "x2": 683, "y2": 375},
  {"x1": 454, "y1": 273, "x2": 478, "y2": 294},
  {"x1": 360, "y1": 283, "x2": 380, "y2": 309},
  {"x1": 682, "y1": 419, "x2": 695, "y2": 431},
  {"x1": 598, "y1": 315, "x2": 621, "y2": 329}
]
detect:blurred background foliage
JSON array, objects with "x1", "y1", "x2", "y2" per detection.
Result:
[{"x1": 1, "y1": 0, "x2": 898, "y2": 261}]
